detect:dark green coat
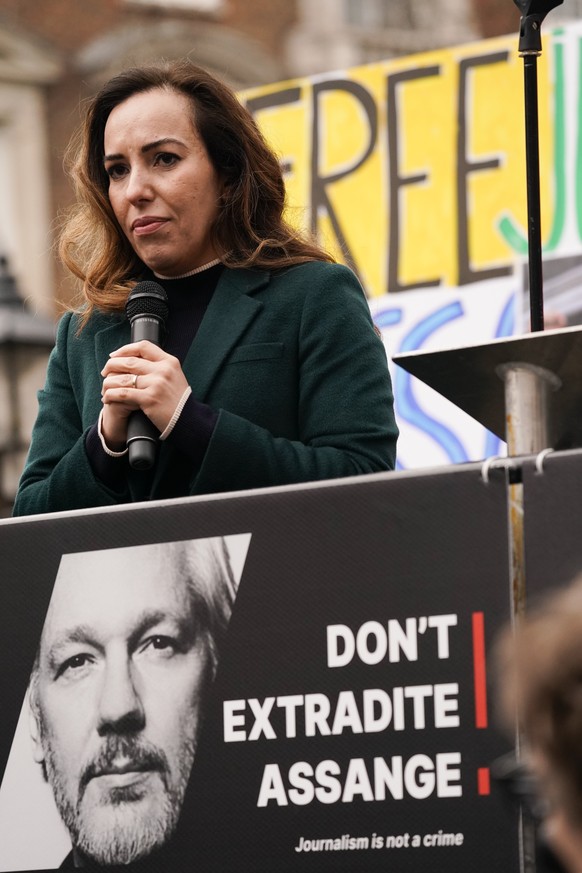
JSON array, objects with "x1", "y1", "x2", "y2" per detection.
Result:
[{"x1": 13, "y1": 262, "x2": 398, "y2": 516}]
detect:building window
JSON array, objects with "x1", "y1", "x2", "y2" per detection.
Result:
[
  {"x1": 345, "y1": 0, "x2": 413, "y2": 30},
  {"x1": 553, "y1": 0, "x2": 582, "y2": 18},
  {"x1": 125, "y1": 0, "x2": 224, "y2": 11},
  {"x1": 0, "y1": 85, "x2": 53, "y2": 315}
]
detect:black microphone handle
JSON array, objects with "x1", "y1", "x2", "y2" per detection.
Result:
[
  {"x1": 131, "y1": 316, "x2": 162, "y2": 344},
  {"x1": 127, "y1": 315, "x2": 163, "y2": 470},
  {"x1": 127, "y1": 411, "x2": 158, "y2": 471}
]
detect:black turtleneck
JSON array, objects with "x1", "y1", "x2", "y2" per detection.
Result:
[{"x1": 158, "y1": 262, "x2": 223, "y2": 362}]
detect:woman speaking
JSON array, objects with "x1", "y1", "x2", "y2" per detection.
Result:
[{"x1": 13, "y1": 60, "x2": 397, "y2": 516}]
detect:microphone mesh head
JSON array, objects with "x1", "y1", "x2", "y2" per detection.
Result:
[{"x1": 125, "y1": 281, "x2": 169, "y2": 323}]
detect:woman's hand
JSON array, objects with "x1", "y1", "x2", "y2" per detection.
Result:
[{"x1": 100, "y1": 341, "x2": 189, "y2": 449}]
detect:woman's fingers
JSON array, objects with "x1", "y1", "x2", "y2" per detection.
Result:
[
  {"x1": 101, "y1": 343, "x2": 189, "y2": 432},
  {"x1": 101, "y1": 356, "x2": 146, "y2": 379},
  {"x1": 102, "y1": 372, "x2": 141, "y2": 389},
  {"x1": 103, "y1": 371, "x2": 145, "y2": 389},
  {"x1": 102, "y1": 344, "x2": 179, "y2": 381},
  {"x1": 108, "y1": 339, "x2": 167, "y2": 360}
]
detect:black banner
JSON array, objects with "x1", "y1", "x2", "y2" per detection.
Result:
[
  {"x1": 0, "y1": 464, "x2": 516, "y2": 872},
  {"x1": 523, "y1": 449, "x2": 582, "y2": 602}
]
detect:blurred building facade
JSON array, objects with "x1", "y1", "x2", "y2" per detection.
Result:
[
  {"x1": 0, "y1": 0, "x2": 296, "y2": 317},
  {"x1": 287, "y1": 0, "x2": 477, "y2": 76},
  {"x1": 473, "y1": 0, "x2": 582, "y2": 39},
  {"x1": 4, "y1": 0, "x2": 567, "y2": 317}
]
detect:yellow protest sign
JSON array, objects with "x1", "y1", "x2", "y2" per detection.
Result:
[{"x1": 242, "y1": 31, "x2": 561, "y2": 298}]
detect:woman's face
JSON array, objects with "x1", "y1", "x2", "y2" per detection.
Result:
[{"x1": 103, "y1": 88, "x2": 222, "y2": 277}]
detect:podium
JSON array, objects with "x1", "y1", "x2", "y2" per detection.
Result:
[
  {"x1": 393, "y1": 324, "x2": 582, "y2": 456},
  {"x1": 393, "y1": 324, "x2": 582, "y2": 615},
  {"x1": 394, "y1": 325, "x2": 582, "y2": 873}
]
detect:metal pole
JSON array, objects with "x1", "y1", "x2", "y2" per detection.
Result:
[
  {"x1": 498, "y1": 352, "x2": 561, "y2": 872},
  {"x1": 499, "y1": 362, "x2": 560, "y2": 455},
  {"x1": 512, "y1": 0, "x2": 563, "y2": 330},
  {"x1": 499, "y1": 360, "x2": 560, "y2": 634},
  {"x1": 523, "y1": 54, "x2": 544, "y2": 331}
]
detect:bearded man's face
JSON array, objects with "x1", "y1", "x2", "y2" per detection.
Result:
[{"x1": 31, "y1": 546, "x2": 209, "y2": 865}]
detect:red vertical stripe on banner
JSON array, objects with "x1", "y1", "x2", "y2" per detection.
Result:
[
  {"x1": 472, "y1": 612, "x2": 488, "y2": 728},
  {"x1": 477, "y1": 767, "x2": 491, "y2": 795}
]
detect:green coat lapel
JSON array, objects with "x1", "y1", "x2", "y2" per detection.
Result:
[
  {"x1": 180, "y1": 267, "x2": 268, "y2": 401},
  {"x1": 91, "y1": 268, "x2": 268, "y2": 406},
  {"x1": 150, "y1": 267, "x2": 269, "y2": 496}
]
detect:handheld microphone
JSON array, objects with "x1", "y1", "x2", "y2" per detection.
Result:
[{"x1": 124, "y1": 280, "x2": 169, "y2": 470}]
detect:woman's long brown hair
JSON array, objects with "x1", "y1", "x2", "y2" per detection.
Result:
[{"x1": 59, "y1": 60, "x2": 333, "y2": 325}]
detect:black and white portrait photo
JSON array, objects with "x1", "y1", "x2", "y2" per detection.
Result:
[{"x1": 0, "y1": 534, "x2": 250, "y2": 870}]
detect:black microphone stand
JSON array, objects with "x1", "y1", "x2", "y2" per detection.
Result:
[{"x1": 512, "y1": 0, "x2": 563, "y2": 331}]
